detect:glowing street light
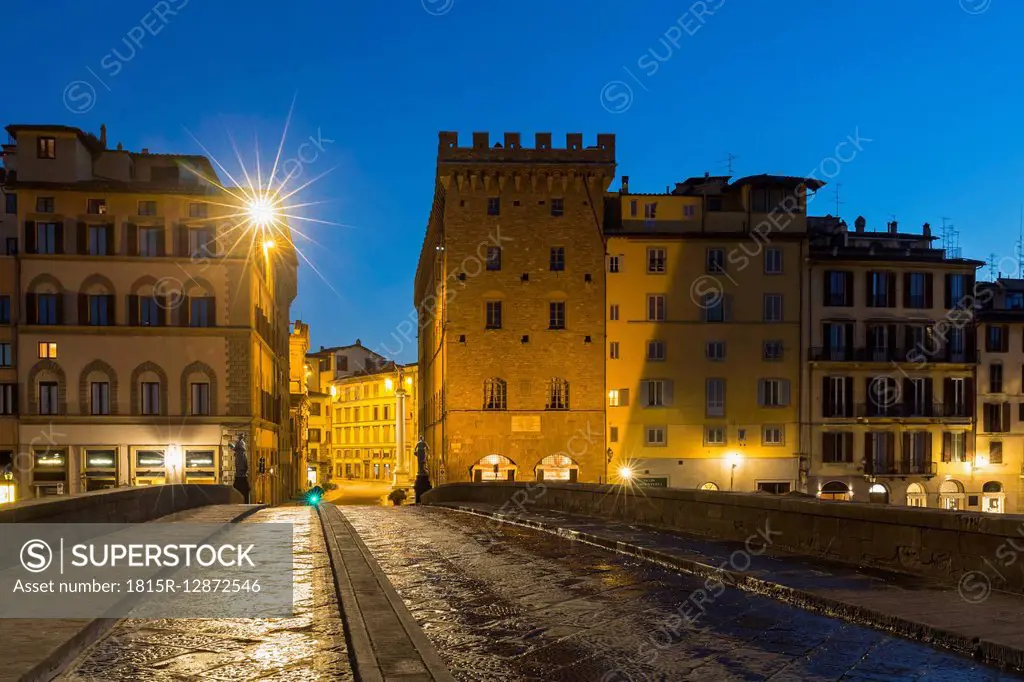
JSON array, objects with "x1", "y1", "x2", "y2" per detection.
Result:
[
  {"x1": 617, "y1": 465, "x2": 634, "y2": 481},
  {"x1": 726, "y1": 451, "x2": 742, "y2": 491},
  {"x1": 247, "y1": 196, "x2": 277, "y2": 229}
]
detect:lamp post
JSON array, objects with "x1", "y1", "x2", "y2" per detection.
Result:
[
  {"x1": 0, "y1": 470, "x2": 15, "y2": 505},
  {"x1": 726, "y1": 452, "x2": 742, "y2": 491}
]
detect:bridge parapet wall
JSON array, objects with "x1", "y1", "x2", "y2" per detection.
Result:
[
  {"x1": 0, "y1": 485, "x2": 243, "y2": 524},
  {"x1": 423, "y1": 482, "x2": 1021, "y2": 594}
]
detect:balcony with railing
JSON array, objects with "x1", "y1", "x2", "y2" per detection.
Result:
[
  {"x1": 810, "y1": 346, "x2": 977, "y2": 363},
  {"x1": 840, "y1": 403, "x2": 971, "y2": 419},
  {"x1": 865, "y1": 458, "x2": 936, "y2": 477}
]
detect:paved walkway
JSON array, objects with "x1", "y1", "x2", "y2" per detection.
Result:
[
  {"x1": 60, "y1": 506, "x2": 350, "y2": 681},
  {"x1": 435, "y1": 501, "x2": 1024, "y2": 673},
  {"x1": 319, "y1": 504, "x2": 453, "y2": 681}
]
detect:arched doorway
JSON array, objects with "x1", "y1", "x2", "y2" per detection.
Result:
[
  {"x1": 939, "y1": 480, "x2": 965, "y2": 510},
  {"x1": 906, "y1": 482, "x2": 927, "y2": 507},
  {"x1": 699, "y1": 482, "x2": 720, "y2": 491},
  {"x1": 983, "y1": 481, "x2": 1005, "y2": 514},
  {"x1": 868, "y1": 483, "x2": 889, "y2": 504},
  {"x1": 535, "y1": 454, "x2": 578, "y2": 482},
  {"x1": 820, "y1": 481, "x2": 851, "y2": 501},
  {"x1": 471, "y1": 454, "x2": 517, "y2": 482}
]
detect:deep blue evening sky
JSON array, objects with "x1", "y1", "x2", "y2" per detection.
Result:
[{"x1": 4, "y1": 0, "x2": 1023, "y2": 361}]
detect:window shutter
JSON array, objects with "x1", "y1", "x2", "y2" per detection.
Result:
[
  {"x1": 620, "y1": 388, "x2": 629, "y2": 407},
  {"x1": 207, "y1": 298, "x2": 216, "y2": 326},
  {"x1": 128, "y1": 295, "x2": 139, "y2": 326},
  {"x1": 781, "y1": 379, "x2": 791, "y2": 406},
  {"x1": 843, "y1": 378, "x2": 853, "y2": 417},
  {"x1": 924, "y1": 432, "x2": 933, "y2": 464},
  {"x1": 885, "y1": 432, "x2": 896, "y2": 470},
  {"x1": 757, "y1": 379, "x2": 766, "y2": 407},
  {"x1": 902, "y1": 273, "x2": 912, "y2": 308},
  {"x1": 54, "y1": 220, "x2": 65, "y2": 254},
  {"x1": 821, "y1": 376, "x2": 832, "y2": 417},
  {"x1": 105, "y1": 224, "x2": 114, "y2": 255},
  {"x1": 887, "y1": 324, "x2": 898, "y2": 353},
  {"x1": 902, "y1": 432, "x2": 911, "y2": 466},
  {"x1": 821, "y1": 432, "x2": 833, "y2": 461},
  {"x1": 55, "y1": 292, "x2": 65, "y2": 324},
  {"x1": 126, "y1": 222, "x2": 138, "y2": 255},
  {"x1": 823, "y1": 272, "x2": 833, "y2": 302},
  {"x1": 25, "y1": 293, "x2": 37, "y2": 324},
  {"x1": 176, "y1": 224, "x2": 189, "y2": 257},
  {"x1": 925, "y1": 274, "x2": 934, "y2": 308},
  {"x1": 106, "y1": 295, "x2": 116, "y2": 324},
  {"x1": 866, "y1": 272, "x2": 875, "y2": 307},
  {"x1": 924, "y1": 378, "x2": 934, "y2": 413},
  {"x1": 639, "y1": 380, "x2": 649, "y2": 407},
  {"x1": 24, "y1": 220, "x2": 36, "y2": 254},
  {"x1": 942, "y1": 432, "x2": 952, "y2": 462},
  {"x1": 723, "y1": 293, "x2": 733, "y2": 321},
  {"x1": 886, "y1": 273, "x2": 895, "y2": 307},
  {"x1": 78, "y1": 293, "x2": 88, "y2": 325},
  {"x1": 178, "y1": 296, "x2": 191, "y2": 326},
  {"x1": 77, "y1": 221, "x2": 88, "y2": 255},
  {"x1": 943, "y1": 377, "x2": 953, "y2": 414},
  {"x1": 845, "y1": 272, "x2": 854, "y2": 306},
  {"x1": 984, "y1": 406, "x2": 993, "y2": 433},
  {"x1": 865, "y1": 431, "x2": 874, "y2": 467},
  {"x1": 966, "y1": 378, "x2": 975, "y2": 416},
  {"x1": 699, "y1": 299, "x2": 707, "y2": 322},
  {"x1": 903, "y1": 377, "x2": 912, "y2": 410},
  {"x1": 944, "y1": 274, "x2": 953, "y2": 308},
  {"x1": 843, "y1": 432, "x2": 854, "y2": 462},
  {"x1": 156, "y1": 227, "x2": 167, "y2": 256},
  {"x1": 664, "y1": 380, "x2": 674, "y2": 407},
  {"x1": 1003, "y1": 326, "x2": 1010, "y2": 353},
  {"x1": 1003, "y1": 403, "x2": 1011, "y2": 432}
]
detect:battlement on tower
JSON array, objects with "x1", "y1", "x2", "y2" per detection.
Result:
[{"x1": 437, "y1": 131, "x2": 615, "y2": 165}]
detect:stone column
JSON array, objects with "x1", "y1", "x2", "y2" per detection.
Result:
[{"x1": 394, "y1": 388, "x2": 408, "y2": 486}]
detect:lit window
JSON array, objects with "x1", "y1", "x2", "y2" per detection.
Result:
[
  {"x1": 549, "y1": 301, "x2": 566, "y2": 329},
  {"x1": 37, "y1": 342, "x2": 57, "y2": 359},
  {"x1": 551, "y1": 198, "x2": 564, "y2": 217},
  {"x1": 37, "y1": 137, "x2": 56, "y2": 159},
  {"x1": 608, "y1": 389, "x2": 620, "y2": 407},
  {"x1": 86, "y1": 199, "x2": 107, "y2": 215}
]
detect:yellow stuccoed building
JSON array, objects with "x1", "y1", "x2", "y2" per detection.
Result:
[{"x1": 0, "y1": 124, "x2": 297, "y2": 504}]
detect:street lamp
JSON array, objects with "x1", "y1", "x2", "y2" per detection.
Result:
[
  {"x1": 0, "y1": 470, "x2": 15, "y2": 505},
  {"x1": 726, "y1": 451, "x2": 742, "y2": 491}
]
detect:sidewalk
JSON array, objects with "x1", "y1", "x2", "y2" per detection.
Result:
[
  {"x1": 2, "y1": 503, "x2": 262, "y2": 682},
  {"x1": 434, "y1": 501, "x2": 1024, "y2": 672},
  {"x1": 318, "y1": 504, "x2": 454, "y2": 681}
]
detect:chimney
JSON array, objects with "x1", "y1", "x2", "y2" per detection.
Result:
[
  {"x1": 854, "y1": 216, "x2": 866, "y2": 232},
  {"x1": 888, "y1": 220, "x2": 898, "y2": 234},
  {"x1": 621, "y1": 175, "x2": 629, "y2": 193},
  {"x1": 141, "y1": 148, "x2": 149, "y2": 155},
  {"x1": 922, "y1": 222, "x2": 931, "y2": 237},
  {"x1": 116, "y1": 142, "x2": 123, "y2": 151},
  {"x1": 99, "y1": 124, "x2": 107, "y2": 148},
  {"x1": 704, "y1": 171, "x2": 710, "y2": 179}
]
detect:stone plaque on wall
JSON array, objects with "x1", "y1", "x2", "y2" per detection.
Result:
[{"x1": 511, "y1": 415, "x2": 541, "y2": 432}]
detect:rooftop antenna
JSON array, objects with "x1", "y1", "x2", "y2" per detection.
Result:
[
  {"x1": 719, "y1": 153, "x2": 739, "y2": 175},
  {"x1": 833, "y1": 182, "x2": 843, "y2": 218},
  {"x1": 940, "y1": 217, "x2": 960, "y2": 259},
  {"x1": 1017, "y1": 205, "x2": 1024, "y2": 279},
  {"x1": 988, "y1": 253, "x2": 1000, "y2": 281}
]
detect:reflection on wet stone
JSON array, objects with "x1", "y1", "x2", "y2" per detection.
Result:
[
  {"x1": 61, "y1": 507, "x2": 351, "y2": 681},
  {"x1": 342, "y1": 506, "x2": 1019, "y2": 682}
]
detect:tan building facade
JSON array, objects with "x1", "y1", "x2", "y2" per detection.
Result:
[
  {"x1": 0, "y1": 124, "x2": 297, "y2": 504},
  {"x1": 415, "y1": 132, "x2": 614, "y2": 485}
]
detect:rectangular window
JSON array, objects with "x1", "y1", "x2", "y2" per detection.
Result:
[
  {"x1": 36, "y1": 294, "x2": 59, "y2": 324},
  {"x1": 137, "y1": 200, "x2": 157, "y2": 216},
  {"x1": 824, "y1": 270, "x2": 852, "y2": 306},
  {"x1": 868, "y1": 271, "x2": 893, "y2": 307},
  {"x1": 764, "y1": 248, "x2": 783, "y2": 274},
  {"x1": 706, "y1": 341, "x2": 725, "y2": 360},
  {"x1": 629, "y1": 200, "x2": 638, "y2": 217},
  {"x1": 990, "y1": 440, "x2": 1004, "y2": 465},
  {"x1": 608, "y1": 255, "x2": 621, "y2": 273},
  {"x1": 483, "y1": 380, "x2": 506, "y2": 410},
  {"x1": 188, "y1": 202, "x2": 208, "y2": 219},
  {"x1": 647, "y1": 340, "x2": 665, "y2": 361},
  {"x1": 609, "y1": 342, "x2": 619, "y2": 360},
  {"x1": 88, "y1": 294, "x2": 111, "y2": 326},
  {"x1": 35, "y1": 222, "x2": 59, "y2": 254},
  {"x1": 704, "y1": 295, "x2": 724, "y2": 323},
  {"x1": 644, "y1": 202, "x2": 657, "y2": 220},
  {"x1": 486, "y1": 246, "x2": 501, "y2": 271},
  {"x1": 647, "y1": 295, "x2": 665, "y2": 321},
  {"x1": 706, "y1": 248, "x2": 725, "y2": 273},
  {"x1": 190, "y1": 297, "x2": 213, "y2": 327},
  {"x1": 0, "y1": 343, "x2": 10, "y2": 368},
  {"x1": 824, "y1": 376, "x2": 850, "y2": 417},
  {"x1": 90, "y1": 382, "x2": 110, "y2": 415},
  {"x1": 905, "y1": 272, "x2": 930, "y2": 308},
  {"x1": 551, "y1": 198, "x2": 564, "y2": 217},
  {"x1": 763, "y1": 426, "x2": 784, "y2": 445},
  {"x1": 37, "y1": 137, "x2": 56, "y2": 159},
  {"x1": 647, "y1": 248, "x2": 666, "y2": 274},
  {"x1": 550, "y1": 246, "x2": 565, "y2": 271},
  {"x1": 991, "y1": 364, "x2": 1004, "y2": 393},
  {"x1": 191, "y1": 382, "x2": 210, "y2": 416},
  {"x1": 706, "y1": 378, "x2": 725, "y2": 417},
  {"x1": 5, "y1": 193, "x2": 16, "y2": 214},
  {"x1": 757, "y1": 482, "x2": 791, "y2": 494},
  {"x1": 763, "y1": 341, "x2": 783, "y2": 360},
  {"x1": 139, "y1": 227, "x2": 161, "y2": 256},
  {"x1": 705, "y1": 426, "x2": 725, "y2": 446},
  {"x1": 0, "y1": 384, "x2": 14, "y2": 415},
  {"x1": 0, "y1": 296, "x2": 9, "y2": 324},
  {"x1": 88, "y1": 225, "x2": 109, "y2": 256},
  {"x1": 645, "y1": 426, "x2": 666, "y2": 446},
  {"x1": 485, "y1": 301, "x2": 502, "y2": 329},
  {"x1": 189, "y1": 228, "x2": 216, "y2": 257},
  {"x1": 986, "y1": 325, "x2": 1008, "y2": 353},
  {"x1": 983, "y1": 403, "x2": 1009, "y2": 433},
  {"x1": 37, "y1": 342, "x2": 57, "y2": 359},
  {"x1": 646, "y1": 380, "x2": 666, "y2": 407},
  {"x1": 87, "y1": 199, "x2": 107, "y2": 215},
  {"x1": 39, "y1": 382, "x2": 59, "y2": 415},
  {"x1": 609, "y1": 304, "x2": 619, "y2": 321},
  {"x1": 608, "y1": 389, "x2": 620, "y2": 407},
  {"x1": 822, "y1": 432, "x2": 853, "y2": 463},
  {"x1": 759, "y1": 379, "x2": 789, "y2": 407},
  {"x1": 609, "y1": 426, "x2": 619, "y2": 443},
  {"x1": 141, "y1": 382, "x2": 160, "y2": 415},
  {"x1": 546, "y1": 380, "x2": 569, "y2": 410},
  {"x1": 35, "y1": 196, "x2": 55, "y2": 213},
  {"x1": 140, "y1": 297, "x2": 161, "y2": 326},
  {"x1": 548, "y1": 301, "x2": 566, "y2": 329},
  {"x1": 684, "y1": 204, "x2": 696, "y2": 218},
  {"x1": 763, "y1": 294, "x2": 783, "y2": 322}
]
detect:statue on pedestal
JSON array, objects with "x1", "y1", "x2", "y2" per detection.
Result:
[
  {"x1": 413, "y1": 436, "x2": 432, "y2": 502},
  {"x1": 227, "y1": 434, "x2": 250, "y2": 503}
]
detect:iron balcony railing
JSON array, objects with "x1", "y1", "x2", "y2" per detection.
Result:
[
  {"x1": 810, "y1": 347, "x2": 978, "y2": 363},
  {"x1": 865, "y1": 458, "x2": 936, "y2": 476}
]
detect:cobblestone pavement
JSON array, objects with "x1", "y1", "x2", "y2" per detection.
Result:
[
  {"x1": 60, "y1": 506, "x2": 351, "y2": 681},
  {"x1": 342, "y1": 505, "x2": 1023, "y2": 682}
]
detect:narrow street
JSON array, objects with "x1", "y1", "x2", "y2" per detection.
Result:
[
  {"x1": 60, "y1": 507, "x2": 351, "y2": 681},
  {"x1": 341, "y1": 505, "x2": 1020, "y2": 682}
]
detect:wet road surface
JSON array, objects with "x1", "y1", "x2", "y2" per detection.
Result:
[
  {"x1": 61, "y1": 506, "x2": 350, "y2": 681},
  {"x1": 343, "y1": 505, "x2": 1023, "y2": 682}
]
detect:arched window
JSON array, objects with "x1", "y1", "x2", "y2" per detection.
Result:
[
  {"x1": 181, "y1": 361, "x2": 217, "y2": 416},
  {"x1": 820, "y1": 480, "x2": 851, "y2": 502},
  {"x1": 983, "y1": 481, "x2": 1004, "y2": 514},
  {"x1": 26, "y1": 274, "x2": 65, "y2": 325},
  {"x1": 939, "y1": 479, "x2": 965, "y2": 510},
  {"x1": 28, "y1": 359, "x2": 66, "y2": 415},
  {"x1": 483, "y1": 378, "x2": 507, "y2": 410},
  {"x1": 906, "y1": 482, "x2": 927, "y2": 507},
  {"x1": 128, "y1": 276, "x2": 169, "y2": 327},
  {"x1": 78, "y1": 274, "x2": 116, "y2": 326},
  {"x1": 546, "y1": 378, "x2": 569, "y2": 410},
  {"x1": 79, "y1": 359, "x2": 118, "y2": 415},
  {"x1": 699, "y1": 482, "x2": 720, "y2": 491},
  {"x1": 180, "y1": 277, "x2": 216, "y2": 327},
  {"x1": 131, "y1": 361, "x2": 168, "y2": 416},
  {"x1": 868, "y1": 483, "x2": 889, "y2": 504},
  {"x1": 536, "y1": 454, "x2": 578, "y2": 482},
  {"x1": 471, "y1": 454, "x2": 517, "y2": 482}
]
